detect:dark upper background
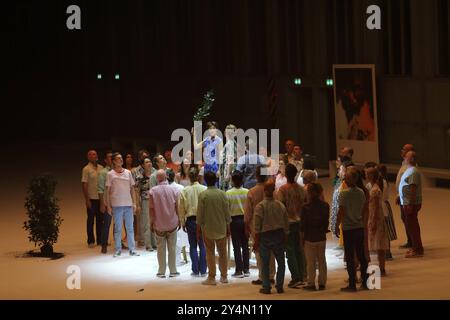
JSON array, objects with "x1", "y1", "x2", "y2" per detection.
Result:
[{"x1": 3, "y1": 0, "x2": 450, "y2": 169}]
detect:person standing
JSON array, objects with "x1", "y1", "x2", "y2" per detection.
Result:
[
  {"x1": 165, "y1": 149, "x2": 180, "y2": 172},
  {"x1": 395, "y1": 144, "x2": 415, "y2": 249},
  {"x1": 289, "y1": 145, "x2": 304, "y2": 180},
  {"x1": 81, "y1": 150, "x2": 104, "y2": 248},
  {"x1": 167, "y1": 169, "x2": 189, "y2": 266},
  {"x1": 193, "y1": 121, "x2": 223, "y2": 176},
  {"x1": 284, "y1": 139, "x2": 295, "y2": 163},
  {"x1": 276, "y1": 163, "x2": 307, "y2": 288},
  {"x1": 176, "y1": 158, "x2": 192, "y2": 187},
  {"x1": 275, "y1": 157, "x2": 287, "y2": 191},
  {"x1": 219, "y1": 124, "x2": 238, "y2": 191},
  {"x1": 301, "y1": 182, "x2": 329, "y2": 291},
  {"x1": 197, "y1": 172, "x2": 231, "y2": 285},
  {"x1": 244, "y1": 165, "x2": 276, "y2": 285},
  {"x1": 150, "y1": 153, "x2": 168, "y2": 188},
  {"x1": 124, "y1": 153, "x2": 135, "y2": 171},
  {"x1": 149, "y1": 170, "x2": 181, "y2": 278},
  {"x1": 236, "y1": 139, "x2": 265, "y2": 189},
  {"x1": 378, "y1": 164, "x2": 397, "y2": 260},
  {"x1": 134, "y1": 157, "x2": 157, "y2": 251},
  {"x1": 253, "y1": 179, "x2": 289, "y2": 294},
  {"x1": 336, "y1": 167, "x2": 369, "y2": 292},
  {"x1": 366, "y1": 168, "x2": 389, "y2": 275},
  {"x1": 178, "y1": 166, "x2": 208, "y2": 277},
  {"x1": 226, "y1": 171, "x2": 250, "y2": 278},
  {"x1": 98, "y1": 150, "x2": 112, "y2": 254},
  {"x1": 104, "y1": 153, "x2": 139, "y2": 257},
  {"x1": 399, "y1": 151, "x2": 424, "y2": 258}
]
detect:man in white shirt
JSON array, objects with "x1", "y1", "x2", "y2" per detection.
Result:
[{"x1": 81, "y1": 150, "x2": 104, "y2": 248}]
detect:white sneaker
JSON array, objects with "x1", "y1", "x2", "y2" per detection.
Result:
[
  {"x1": 202, "y1": 278, "x2": 217, "y2": 286},
  {"x1": 220, "y1": 276, "x2": 228, "y2": 284}
]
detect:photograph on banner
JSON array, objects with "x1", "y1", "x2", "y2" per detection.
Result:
[{"x1": 333, "y1": 64, "x2": 379, "y2": 164}]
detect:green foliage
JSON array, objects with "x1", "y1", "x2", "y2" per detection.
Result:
[
  {"x1": 23, "y1": 174, "x2": 63, "y2": 249},
  {"x1": 193, "y1": 90, "x2": 215, "y2": 121}
]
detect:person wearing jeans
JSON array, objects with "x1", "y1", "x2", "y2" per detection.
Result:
[
  {"x1": 98, "y1": 150, "x2": 112, "y2": 254},
  {"x1": 178, "y1": 166, "x2": 207, "y2": 276},
  {"x1": 105, "y1": 152, "x2": 139, "y2": 257},
  {"x1": 399, "y1": 151, "x2": 423, "y2": 258},
  {"x1": 253, "y1": 179, "x2": 289, "y2": 295},
  {"x1": 81, "y1": 149, "x2": 104, "y2": 247},
  {"x1": 226, "y1": 171, "x2": 250, "y2": 278},
  {"x1": 276, "y1": 163, "x2": 306, "y2": 288},
  {"x1": 336, "y1": 167, "x2": 369, "y2": 292},
  {"x1": 149, "y1": 170, "x2": 181, "y2": 278}
]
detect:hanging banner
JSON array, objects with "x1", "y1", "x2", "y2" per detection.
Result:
[{"x1": 332, "y1": 64, "x2": 379, "y2": 164}]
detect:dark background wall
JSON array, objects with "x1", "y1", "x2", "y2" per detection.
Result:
[{"x1": 3, "y1": 0, "x2": 450, "y2": 169}]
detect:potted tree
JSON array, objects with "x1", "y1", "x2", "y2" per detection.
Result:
[{"x1": 23, "y1": 174, "x2": 63, "y2": 257}]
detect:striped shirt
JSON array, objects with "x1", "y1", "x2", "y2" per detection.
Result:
[{"x1": 226, "y1": 187, "x2": 249, "y2": 217}]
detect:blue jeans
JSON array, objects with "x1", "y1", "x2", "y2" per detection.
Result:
[
  {"x1": 186, "y1": 217, "x2": 207, "y2": 274},
  {"x1": 260, "y1": 228, "x2": 286, "y2": 290},
  {"x1": 113, "y1": 206, "x2": 135, "y2": 251}
]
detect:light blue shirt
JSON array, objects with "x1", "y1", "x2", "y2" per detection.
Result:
[{"x1": 236, "y1": 153, "x2": 265, "y2": 189}]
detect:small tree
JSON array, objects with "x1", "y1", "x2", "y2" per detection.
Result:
[{"x1": 23, "y1": 174, "x2": 63, "y2": 257}]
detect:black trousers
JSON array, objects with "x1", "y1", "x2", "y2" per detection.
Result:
[
  {"x1": 343, "y1": 228, "x2": 368, "y2": 288},
  {"x1": 230, "y1": 215, "x2": 249, "y2": 273},
  {"x1": 86, "y1": 199, "x2": 103, "y2": 245}
]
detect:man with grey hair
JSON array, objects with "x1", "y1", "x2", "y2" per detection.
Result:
[
  {"x1": 149, "y1": 169, "x2": 181, "y2": 278},
  {"x1": 399, "y1": 151, "x2": 423, "y2": 258}
]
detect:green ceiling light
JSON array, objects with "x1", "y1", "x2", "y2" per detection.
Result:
[
  {"x1": 294, "y1": 78, "x2": 302, "y2": 86},
  {"x1": 326, "y1": 78, "x2": 334, "y2": 86},
  {"x1": 115, "y1": 73, "x2": 120, "y2": 80},
  {"x1": 97, "y1": 73, "x2": 102, "y2": 80}
]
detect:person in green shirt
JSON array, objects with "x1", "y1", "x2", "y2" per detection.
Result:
[{"x1": 197, "y1": 172, "x2": 231, "y2": 285}]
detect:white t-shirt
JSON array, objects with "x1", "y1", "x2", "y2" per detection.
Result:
[
  {"x1": 81, "y1": 163, "x2": 104, "y2": 200},
  {"x1": 105, "y1": 169, "x2": 135, "y2": 207}
]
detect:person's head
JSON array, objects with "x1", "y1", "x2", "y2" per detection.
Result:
[
  {"x1": 302, "y1": 170, "x2": 317, "y2": 185},
  {"x1": 206, "y1": 121, "x2": 218, "y2": 138},
  {"x1": 180, "y1": 158, "x2": 191, "y2": 178},
  {"x1": 364, "y1": 162, "x2": 377, "y2": 179},
  {"x1": 225, "y1": 124, "x2": 237, "y2": 140},
  {"x1": 188, "y1": 166, "x2": 200, "y2": 183},
  {"x1": 293, "y1": 145, "x2": 303, "y2": 160},
  {"x1": 204, "y1": 171, "x2": 217, "y2": 187},
  {"x1": 377, "y1": 164, "x2": 388, "y2": 180},
  {"x1": 142, "y1": 158, "x2": 152, "y2": 172},
  {"x1": 184, "y1": 150, "x2": 193, "y2": 162},
  {"x1": 303, "y1": 156, "x2": 315, "y2": 170},
  {"x1": 405, "y1": 151, "x2": 417, "y2": 166},
  {"x1": 284, "y1": 139, "x2": 295, "y2": 155},
  {"x1": 111, "y1": 152, "x2": 123, "y2": 169},
  {"x1": 103, "y1": 150, "x2": 113, "y2": 167},
  {"x1": 401, "y1": 144, "x2": 415, "y2": 159},
  {"x1": 264, "y1": 179, "x2": 276, "y2": 197},
  {"x1": 166, "y1": 168, "x2": 175, "y2": 184},
  {"x1": 125, "y1": 153, "x2": 134, "y2": 168},
  {"x1": 231, "y1": 171, "x2": 244, "y2": 188},
  {"x1": 344, "y1": 167, "x2": 359, "y2": 187},
  {"x1": 339, "y1": 160, "x2": 354, "y2": 180},
  {"x1": 164, "y1": 150, "x2": 172, "y2": 163},
  {"x1": 153, "y1": 153, "x2": 167, "y2": 170},
  {"x1": 366, "y1": 167, "x2": 379, "y2": 184},
  {"x1": 306, "y1": 182, "x2": 323, "y2": 203},
  {"x1": 87, "y1": 150, "x2": 98, "y2": 164},
  {"x1": 278, "y1": 158, "x2": 286, "y2": 175},
  {"x1": 137, "y1": 149, "x2": 150, "y2": 163},
  {"x1": 156, "y1": 169, "x2": 167, "y2": 183},
  {"x1": 339, "y1": 147, "x2": 353, "y2": 161},
  {"x1": 285, "y1": 163, "x2": 298, "y2": 183},
  {"x1": 256, "y1": 165, "x2": 268, "y2": 184}
]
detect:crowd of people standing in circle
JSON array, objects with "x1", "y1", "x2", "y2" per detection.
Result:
[{"x1": 81, "y1": 121, "x2": 423, "y2": 294}]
